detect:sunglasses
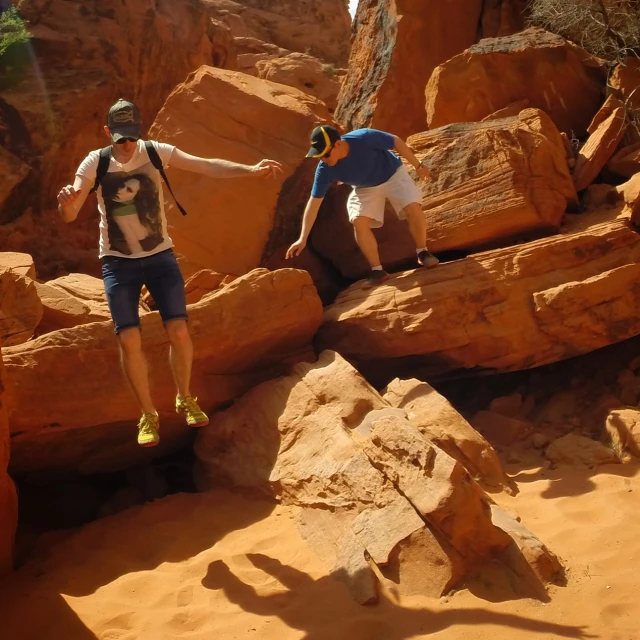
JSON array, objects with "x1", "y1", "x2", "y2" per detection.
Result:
[{"x1": 115, "y1": 137, "x2": 138, "y2": 144}]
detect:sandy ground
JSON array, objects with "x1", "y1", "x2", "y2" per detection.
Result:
[{"x1": 0, "y1": 462, "x2": 638, "y2": 640}]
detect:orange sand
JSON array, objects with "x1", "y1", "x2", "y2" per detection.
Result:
[{"x1": 0, "y1": 464, "x2": 638, "y2": 640}]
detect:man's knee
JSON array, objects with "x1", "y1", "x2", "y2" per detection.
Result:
[
  {"x1": 165, "y1": 319, "x2": 190, "y2": 344},
  {"x1": 352, "y1": 215, "x2": 373, "y2": 231},
  {"x1": 118, "y1": 327, "x2": 143, "y2": 353},
  {"x1": 403, "y1": 202, "x2": 423, "y2": 219}
]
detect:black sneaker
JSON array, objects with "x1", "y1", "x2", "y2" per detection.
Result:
[
  {"x1": 362, "y1": 269, "x2": 389, "y2": 289},
  {"x1": 417, "y1": 250, "x2": 439, "y2": 268}
]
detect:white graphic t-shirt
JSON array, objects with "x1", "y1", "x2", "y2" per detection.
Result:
[{"x1": 76, "y1": 140, "x2": 176, "y2": 259}]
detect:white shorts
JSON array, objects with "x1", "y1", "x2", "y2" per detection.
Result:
[{"x1": 346, "y1": 165, "x2": 422, "y2": 228}]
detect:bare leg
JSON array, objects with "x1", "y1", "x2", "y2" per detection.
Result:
[
  {"x1": 118, "y1": 327, "x2": 156, "y2": 414},
  {"x1": 165, "y1": 319, "x2": 193, "y2": 399},
  {"x1": 403, "y1": 202, "x2": 427, "y2": 249},
  {"x1": 353, "y1": 216, "x2": 382, "y2": 268}
]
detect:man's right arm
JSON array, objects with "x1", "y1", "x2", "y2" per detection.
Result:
[
  {"x1": 57, "y1": 175, "x2": 92, "y2": 223},
  {"x1": 285, "y1": 196, "x2": 323, "y2": 259}
]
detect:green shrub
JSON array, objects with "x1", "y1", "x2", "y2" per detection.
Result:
[{"x1": 0, "y1": 5, "x2": 31, "y2": 58}]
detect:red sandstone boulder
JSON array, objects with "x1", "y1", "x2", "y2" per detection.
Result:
[
  {"x1": 573, "y1": 107, "x2": 626, "y2": 192},
  {"x1": 426, "y1": 29, "x2": 607, "y2": 136},
  {"x1": 409, "y1": 109, "x2": 578, "y2": 254},
  {"x1": 337, "y1": 0, "x2": 484, "y2": 139},
  {"x1": 4, "y1": 268, "x2": 323, "y2": 474},
  {"x1": 0, "y1": 268, "x2": 42, "y2": 347},
  {"x1": 383, "y1": 378, "x2": 511, "y2": 490},
  {"x1": 318, "y1": 215, "x2": 640, "y2": 380},
  {"x1": 195, "y1": 351, "x2": 558, "y2": 601},
  {"x1": 148, "y1": 66, "x2": 333, "y2": 276},
  {"x1": 256, "y1": 53, "x2": 343, "y2": 111},
  {"x1": 608, "y1": 141, "x2": 640, "y2": 179},
  {"x1": 0, "y1": 252, "x2": 35, "y2": 279}
]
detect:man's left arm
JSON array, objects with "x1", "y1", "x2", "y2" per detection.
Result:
[
  {"x1": 392, "y1": 135, "x2": 431, "y2": 180},
  {"x1": 169, "y1": 148, "x2": 283, "y2": 179}
]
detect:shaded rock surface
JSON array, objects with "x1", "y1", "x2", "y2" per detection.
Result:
[
  {"x1": 3, "y1": 269, "x2": 322, "y2": 474},
  {"x1": 426, "y1": 29, "x2": 607, "y2": 136},
  {"x1": 0, "y1": 345, "x2": 17, "y2": 576}
]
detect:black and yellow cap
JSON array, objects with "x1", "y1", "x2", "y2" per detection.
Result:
[{"x1": 306, "y1": 125, "x2": 341, "y2": 158}]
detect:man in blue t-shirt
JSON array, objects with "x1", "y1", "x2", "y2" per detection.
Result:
[{"x1": 286, "y1": 125, "x2": 439, "y2": 288}]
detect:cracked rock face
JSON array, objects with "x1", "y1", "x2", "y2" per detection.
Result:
[{"x1": 195, "y1": 350, "x2": 559, "y2": 603}]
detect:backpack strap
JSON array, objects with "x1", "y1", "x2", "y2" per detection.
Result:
[
  {"x1": 90, "y1": 146, "x2": 112, "y2": 193},
  {"x1": 145, "y1": 140, "x2": 187, "y2": 216}
]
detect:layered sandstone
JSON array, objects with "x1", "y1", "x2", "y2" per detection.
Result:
[
  {"x1": 202, "y1": 0, "x2": 351, "y2": 66},
  {"x1": 195, "y1": 351, "x2": 559, "y2": 602},
  {"x1": 409, "y1": 109, "x2": 578, "y2": 254},
  {"x1": 426, "y1": 29, "x2": 607, "y2": 136},
  {"x1": 4, "y1": 269, "x2": 323, "y2": 474},
  {"x1": 318, "y1": 217, "x2": 640, "y2": 379},
  {"x1": 573, "y1": 107, "x2": 626, "y2": 192},
  {"x1": 148, "y1": 66, "x2": 332, "y2": 276}
]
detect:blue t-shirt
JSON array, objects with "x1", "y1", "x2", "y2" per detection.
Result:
[{"x1": 310, "y1": 128, "x2": 402, "y2": 198}]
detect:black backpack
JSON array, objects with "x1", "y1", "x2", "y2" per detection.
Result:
[{"x1": 90, "y1": 140, "x2": 187, "y2": 216}]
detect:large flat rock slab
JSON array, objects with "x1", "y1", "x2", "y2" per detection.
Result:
[{"x1": 318, "y1": 217, "x2": 640, "y2": 379}]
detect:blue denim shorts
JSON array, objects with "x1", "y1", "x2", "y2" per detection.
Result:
[{"x1": 102, "y1": 249, "x2": 188, "y2": 333}]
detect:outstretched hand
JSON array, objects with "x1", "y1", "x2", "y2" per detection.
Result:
[
  {"x1": 416, "y1": 165, "x2": 431, "y2": 180},
  {"x1": 56, "y1": 184, "x2": 82, "y2": 208},
  {"x1": 252, "y1": 159, "x2": 284, "y2": 179},
  {"x1": 286, "y1": 237, "x2": 306, "y2": 259}
]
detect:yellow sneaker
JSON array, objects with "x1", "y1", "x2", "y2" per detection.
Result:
[
  {"x1": 137, "y1": 412, "x2": 160, "y2": 447},
  {"x1": 176, "y1": 396, "x2": 209, "y2": 427}
]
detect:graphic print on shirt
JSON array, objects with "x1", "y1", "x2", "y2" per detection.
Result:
[{"x1": 101, "y1": 161, "x2": 164, "y2": 256}]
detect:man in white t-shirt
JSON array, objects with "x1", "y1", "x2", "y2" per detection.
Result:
[{"x1": 56, "y1": 99, "x2": 282, "y2": 448}]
